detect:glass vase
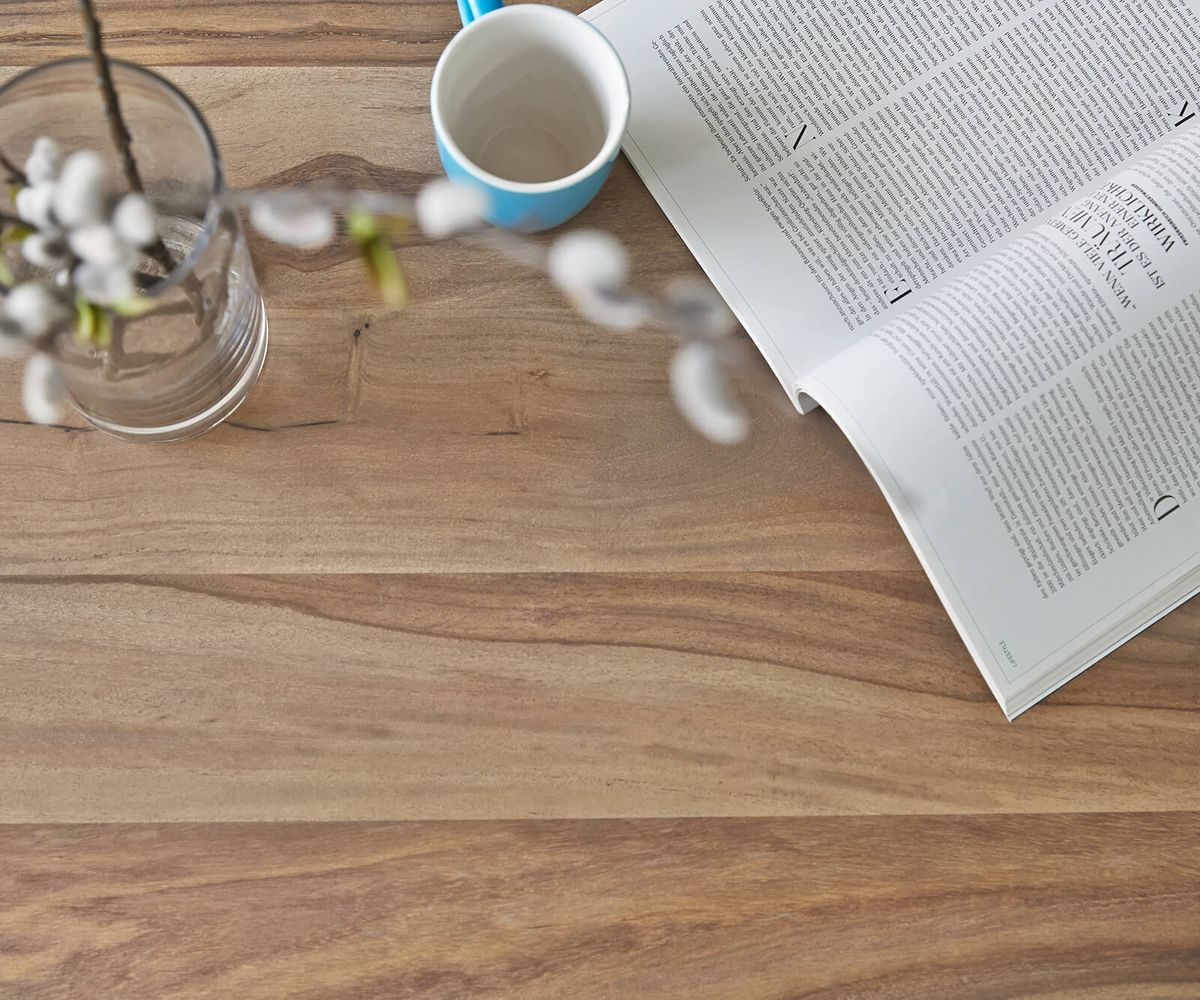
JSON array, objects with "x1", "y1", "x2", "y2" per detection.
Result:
[{"x1": 0, "y1": 58, "x2": 267, "y2": 442}]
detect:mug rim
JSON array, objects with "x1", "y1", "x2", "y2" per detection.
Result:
[{"x1": 430, "y1": 4, "x2": 630, "y2": 194}]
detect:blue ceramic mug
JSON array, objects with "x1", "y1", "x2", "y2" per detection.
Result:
[{"x1": 431, "y1": 1, "x2": 630, "y2": 231}]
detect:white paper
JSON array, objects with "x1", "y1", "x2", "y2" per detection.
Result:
[
  {"x1": 583, "y1": 0, "x2": 1200, "y2": 712},
  {"x1": 806, "y1": 129, "x2": 1200, "y2": 715},
  {"x1": 584, "y1": 0, "x2": 1200, "y2": 406}
]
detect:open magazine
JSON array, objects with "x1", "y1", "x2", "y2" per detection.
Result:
[{"x1": 583, "y1": 0, "x2": 1200, "y2": 716}]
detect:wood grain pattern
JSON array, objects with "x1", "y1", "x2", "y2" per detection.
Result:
[
  {"x1": 0, "y1": 307, "x2": 904, "y2": 573},
  {"x1": 2, "y1": 573, "x2": 1198, "y2": 822},
  {"x1": 2, "y1": 1, "x2": 1196, "y2": 994},
  {"x1": 3, "y1": 815, "x2": 1199, "y2": 998},
  {"x1": 0, "y1": 1, "x2": 598, "y2": 66},
  {"x1": 0, "y1": 66, "x2": 905, "y2": 574}
]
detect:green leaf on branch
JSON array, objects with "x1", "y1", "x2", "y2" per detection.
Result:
[
  {"x1": 345, "y1": 208, "x2": 379, "y2": 242},
  {"x1": 110, "y1": 295, "x2": 157, "y2": 317},
  {"x1": 75, "y1": 298, "x2": 112, "y2": 349},
  {"x1": 1, "y1": 221, "x2": 34, "y2": 243},
  {"x1": 0, "y1": 256, "x2": 12, "y2": 287},
  {"x1": 363, "y1": 234, "x2": 408, "y2": 307},
  {"x1": 347, "y1": 209, "x2": 408, "y2": 308},
  {"x1": 346, "y1": 208, "x2": 408, "y2": 242}
]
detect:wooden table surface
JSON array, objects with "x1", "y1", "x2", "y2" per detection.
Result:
[{"x1": 2, "y1": 2, "x2": 1197, "y2": 996}]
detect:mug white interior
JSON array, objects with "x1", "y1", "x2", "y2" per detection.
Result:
[{"x1": 432, "y1": 6, "x2": 629, "y2": 188}]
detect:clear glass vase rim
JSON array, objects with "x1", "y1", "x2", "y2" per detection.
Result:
[{"x1": 0, "y1": 56, "x2": 224, "y2": 298}]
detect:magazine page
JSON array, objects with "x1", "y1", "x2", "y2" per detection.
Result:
[
  {"x1": 803, "y1": 127, "x2": 1200, "y2": 715},
  {"x1": 583, "y1": 0, "x2": 1200, "y2": 408}
]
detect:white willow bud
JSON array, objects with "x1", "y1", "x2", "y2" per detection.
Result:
[
  {"x1": 4, "y1": 282, "x2": 70, "y2": 337},
  {"x1": 25, "y1": 136, "x2": 63, "y2": 185},
  {"x1": 21, "y1": 352, "x2": 67, "y2": 425},
  {"x1": 249, "y1": 194, "x2": 336, "y2": 248},
  {"x1": 21, "y1": 232, "x2": 70, "y2": 270},
  {"x1": 53, "y1": 150, "x2": 108, "y2": 228},
  {"x1": 15, "y1": 182, "x2": 57, "y2": 231},
  {"x1": 669, "y1": 341, "x2": 749, "y2": 445},
  {"x1": 69, "y1": 223, "x2": 136, "y2": 270},
  {"x1": 73, "y1": 262, "x2": 135, "y2": 305},
  {"x1": 548, "y1": 230, "x2": 629, "y2": 294},
  {"x1": 573, "y1": 289, "x2": 649, "y2": 331},
  {"x1": 112, "y1": 192, "x2": 158, "y2": 247},
  {"x1": 414, "y1": 179, "x2": 488, "y2": 238}
]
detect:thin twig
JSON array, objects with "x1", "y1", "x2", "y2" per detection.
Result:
[
  {"x1": 222, "y1": 187, "x2": 416, "y2": 218},
  {"x1": 0, "y1": 148, "x2": 26, "y2": 186},
  {"x1": 77, "y1": 0, "x2": 205, "y2": 321},
  {"x1": 101, "y1": 315, "x2": 125, "y2": 376},
  {"x1": 227, "y1": 184, "x2": 728, "y2": 345},
  {"x1": 77, "y1": 0, "x2": 144, "y2": 194}
]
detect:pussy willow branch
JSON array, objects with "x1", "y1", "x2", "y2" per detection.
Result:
[
  {"x1": 0, "y1": 149, "x2": 26, "y2": 186},
  {"x1": 77, "y1": 0, "x2": 144, "y2": 194},
  {"x1": 462, "y1": 227, "x2": 715, "y2": 336},
  {"x1": 78, "y1": 0, "x2": 205, "y2": 328},
  {"x1": 224, "y1": 186, "x2": 721, "y2": 342}
]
